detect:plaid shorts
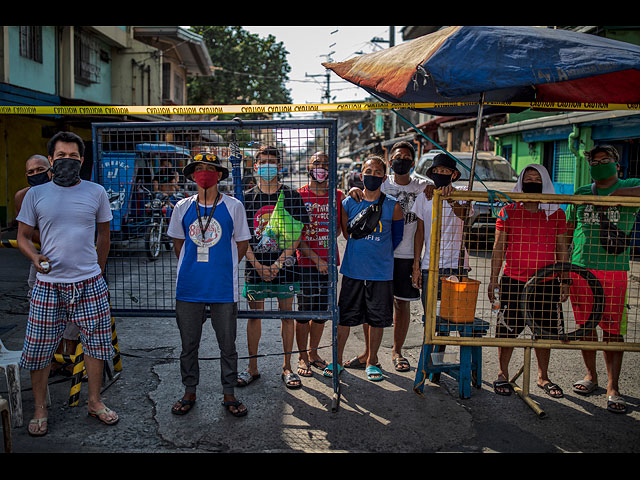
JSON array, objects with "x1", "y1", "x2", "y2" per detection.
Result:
[{"x1": 20, "y1": 274, "x2": 113, "y2": 370}]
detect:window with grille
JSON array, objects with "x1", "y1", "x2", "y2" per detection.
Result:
[
  {"x1": 74, "y1": 29, "x2": 101, "y2": 85},
  {"x1": 19, "y1": 26, "x2": 42, "y2": 63}
]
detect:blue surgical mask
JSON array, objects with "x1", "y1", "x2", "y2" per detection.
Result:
[{"x1": 256, "y1": 164, "x2": 278, "y2": 181}]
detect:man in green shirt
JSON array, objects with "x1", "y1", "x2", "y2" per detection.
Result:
[{"x1": 565, "y1": 145, "x2": 640, "y2": 414}]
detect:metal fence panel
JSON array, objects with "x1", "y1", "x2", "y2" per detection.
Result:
[
  {"x1": 92, "y1": 119, "x2": 339, "y2": 321},
  {"x1": 420, "y1": 190, "x2": 640, "y2": 353}
]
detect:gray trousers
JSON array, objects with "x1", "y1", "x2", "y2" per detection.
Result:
[{"x1": 175, "y1": 300, "x2": 238, "y2": 395}]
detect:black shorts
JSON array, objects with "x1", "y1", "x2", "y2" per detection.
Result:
[
  {"x1": 496, "y1": 275, "x2": 563, "y2": 339},
  {"x1": 296, "y1": 267, "x2": 330, "y2": 322},
  {"x1": 393, "y1": 258, "x2": 421, "y2": 301},
  {"x1": 338, "y1": 276, "x2": 394, "y2": 328}
]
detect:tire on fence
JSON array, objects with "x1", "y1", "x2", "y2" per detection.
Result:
[{"x1": 521, "y1": 262, "x2": 604, "y2": 341}]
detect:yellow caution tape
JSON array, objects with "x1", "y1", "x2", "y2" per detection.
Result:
[{"x1": 1, "y1": 101, "x2": 639, "y2": 116}]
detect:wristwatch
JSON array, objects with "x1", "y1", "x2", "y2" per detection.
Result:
[{"x1": 273, "y1": 260, "x2": 283, "y2": 270}]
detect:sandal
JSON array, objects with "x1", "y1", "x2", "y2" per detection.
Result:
[
  {"x1": 343, "y1": 356, "x2": 367, "y2": 369},
  {"x1": 297, "y1": 361, "x2": 313, "y2": 377},
  {"x1": 607, "y1": 395, "x2": 627, "y2": 414},
  {"x1": 538, "y1": 381, "x2": 564, "y2": 398},
  {"x1": 309, "y1": 359, "x2": 328, "y2": 370},
  {"x1": 322, "y1": 363, "x2": 344, "y2": 378},
  {"x1": 88, "y1": 406, "x2": 119, "y2": 426},
  {"x1": 572, "y1": 379, "x2": 598, "y2": 396},
  {"x1": 282, "y1": 371, "x2": 302, "y2": 389},
  {"x1": 222, "y1": 399, "x2": 248, "y2": 417},
  {"x1": 366, "y1": 365, "x2": 384, "y2": 382},
  {"x1": 393, "y1": 356, "x2": 411, "y2": 372},
  {"x1": 28, "y1": 411, "x2": 48, "y2": 437},
  {"x1": 493, "y1": 380, "x2": 512, "y2": 396},
  {"x1": 171, "y1": 398, "x2": 196, "y2": 415},
  {"x1": 237, "y1": 371, "x2": 261, "y2": 387}
]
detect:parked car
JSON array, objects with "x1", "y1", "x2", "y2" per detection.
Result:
[
  {"x1": 345, "y1": 161, "x2": 364, "y2": 191},
  {"x1": 411, "y1": 150, "x2": 518, "y2": 247}
]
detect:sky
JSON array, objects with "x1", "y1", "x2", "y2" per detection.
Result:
[{"x1": 242, "y1": 26, "x2": 404, "y2": 105}]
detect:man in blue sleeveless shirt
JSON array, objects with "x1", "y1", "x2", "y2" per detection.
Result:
[
  {"x1": 324, "y1": 155, "x2": 404, "y2": 382},
  {"x1": 167, "y1": 153, "x2": 251, "y2": 417}
]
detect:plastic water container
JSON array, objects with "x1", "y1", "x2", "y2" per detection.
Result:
[{"x1": 431, "y1": 352, "x2": 459, "y2": 365}]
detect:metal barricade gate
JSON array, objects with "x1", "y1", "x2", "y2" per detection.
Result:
[
  {"x1": 415, "y1": 190, "x2": 640, "y2": 417},
  {"x1": 92, "y1": 119, "x2": 342, "y2": 409}
]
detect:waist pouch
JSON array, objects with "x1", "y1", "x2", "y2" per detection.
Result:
[{"x1": 347, "y1": 193, "x2": 385, "y2": 240}]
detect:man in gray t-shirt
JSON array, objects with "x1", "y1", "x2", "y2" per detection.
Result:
[{"x1": 16, "y1": 131, "x2": 118, "y2": 436}]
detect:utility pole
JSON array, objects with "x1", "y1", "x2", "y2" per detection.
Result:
[
  {"x1": 372, "y1": 27, "x2": 397, "y2": 138},
  {"x1": 305, "y1": 71, "x2": 332, "y2": 103}
]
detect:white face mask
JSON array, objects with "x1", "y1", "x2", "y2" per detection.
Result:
[{"x1": 310, "y1": 167, "x2": 329, "y2": 183}]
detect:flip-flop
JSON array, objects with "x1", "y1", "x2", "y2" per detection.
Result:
[
  {"x1": 88, "y1": 406, "x2": 119, "y2": 426},
  {"x1": 222, "y1": 399, "x2": 248, "y2": 417},
  {"x1": 309, "y1": 359, "x2": 328, "y2": 370},
  {"x1": 237, "y1": 371, "x2": 261, "y2": 387},
  {"x1": 538, "y1": 382, "x2": 564, "y2": 398},
  {"x1": 366, "y1": 365, "x2": 384, "y2": 382},
  {"x1": 297, "y1": 362, "x2": 313, "y2": 377},
  {"x1": 171, "y1": 398, "x2": 196, "y2": 415},
  {"x1": 323, "y1": 363, "x2": 344, "y2": 378},
  {"x1": 28, "y1": 417, "x2": 48, "y2": 437},
  {"x1": 607, "y1": 395, "x2": 627, "y2": 414},
  {"x1": 493, "y1": 380, "x2": 513, "y2": 396},
  {"x1": 282, "y1": 372, "x2": 302, "y2": 389},
  {"x1": 343, "y1": 356, "x2": 366, "y2": 369},
  {"x1": 572, "y1": 379, "x2": 598, "y2": 396}
]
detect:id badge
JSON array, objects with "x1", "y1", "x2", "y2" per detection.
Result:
[{"x1": 196, "y1": 246, "x2": 209, "y2": 263}]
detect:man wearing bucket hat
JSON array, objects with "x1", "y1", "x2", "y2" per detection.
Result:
[
  {"x1": 566, "y1": 145, "x2": 640, "y2": 414},
  {"x1": 411, "y1": 153, "x2": 469, "y2": 302},
  {"x1": 167, "y1": 152, "x2": 251, "y2": 417},
  {"x1": 488, "y1": 164, "x2": 569, "y2": 398}
]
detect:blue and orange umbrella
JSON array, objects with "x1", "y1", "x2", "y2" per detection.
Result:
[{"x1": 323, "y1": 26, "x2": 640, "y2": 117}]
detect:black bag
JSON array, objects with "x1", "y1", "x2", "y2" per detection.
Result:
[
  {"x1": 591, "y1": 183, "x2": 630, "y2": 255},
  {"x1": 347, "y1": 193, "x2": 386, "y2": 239}
]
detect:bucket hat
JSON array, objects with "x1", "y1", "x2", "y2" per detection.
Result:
[
  {"x1": 426, "y1": 153, "x2": 461, "y2": 182},
  {"x1": 182, "y1": 153, "x2": 229, "y2": 180}
]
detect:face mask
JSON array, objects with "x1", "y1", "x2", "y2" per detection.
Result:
[
  {"x1": 391, "y1": 158, "x2": 413, "y2": 175},
  {"x1": 309, "y1": 167, "x2": 328, "y2": 183},
  {"x1": 256, "y1": 164, "x2": 278, "y2": 181},
  {"x1": 193, "y1": 170, "x2": 219, "y2": 189},
  {"x1": 521, "y1": 181, "x2": 543, "y2": 194},
  {"x1": 431, "y1": 173, "x2": 452, "y2": 188},
  {"x1": 590, "y1": 162, "x2": 618, "y2": 181},
  {"x1": 363, "y1": 174, "x2": 384, "y2": 191},
  {"x1": 52, "y1": 158, "x2": 81, "y2": 187},
  {"x1": 27, "y1": 170, "x2": 51, "y2": 187}
]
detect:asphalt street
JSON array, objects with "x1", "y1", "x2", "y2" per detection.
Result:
[{"x1": 2, "y1": 227, "x2": 640, "y2": 455}]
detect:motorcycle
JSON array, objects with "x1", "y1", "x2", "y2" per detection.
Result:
[{"x1": 143, "y1": 188, "x2": 184, "y2": 260}]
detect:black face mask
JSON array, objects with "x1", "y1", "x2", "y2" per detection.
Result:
[
  {"x1": 27, "y1": 170, "x2": 51, "y2": 187},
  {"x1": 431, "y1": 173, "x2": 452, "y2": 188},
  {"x1": 521, "y1": 182, "x2": 543, "y2": 194},
  {"x1": 52, "y1": 158, "x2": 82, "y2": 187},
  {"x1": 391, "y1": 158, "x2": 413, "y2": 175},
  {"x1": 363, "y1": 174, "x2": 384, "y2": 191}
]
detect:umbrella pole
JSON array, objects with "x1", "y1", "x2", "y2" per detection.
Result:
[
  {"x1": 467, "y1": 92, "x2": 485, "y2": 191},
  {"x1": 458, "y1": 93, "x2": 486, "y2": 271}
]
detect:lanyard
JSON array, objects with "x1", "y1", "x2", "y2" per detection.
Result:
[{"x1": 195, "y1": 190, "x2": 221, "y2": 242}]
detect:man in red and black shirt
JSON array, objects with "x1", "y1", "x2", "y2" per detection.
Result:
[{"x1": 489, "y1": 165, "x2": 570, "y2": 398}]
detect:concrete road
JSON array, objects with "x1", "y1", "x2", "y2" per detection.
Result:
[{"x1": 2, "y1": 236, "x2": 640, "y2": 454}]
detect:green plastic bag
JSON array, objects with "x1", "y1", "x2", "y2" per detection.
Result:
[{"x1": 258, "y1": 190, "x2": 304, "y2": 250}]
